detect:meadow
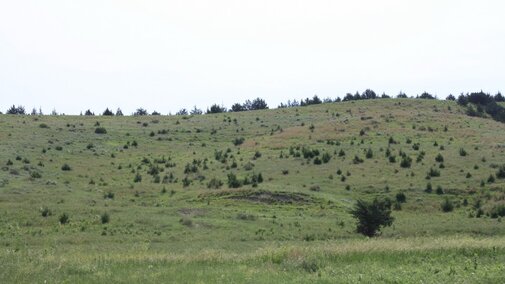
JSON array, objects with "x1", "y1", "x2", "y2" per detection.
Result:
[{"x1": 1, "y1": 99, "x2": 505, "y2": 283}]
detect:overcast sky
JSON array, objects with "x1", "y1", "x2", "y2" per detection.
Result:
[{"x1": 1, "y1": 0, "x2": 504, "y2": 114}]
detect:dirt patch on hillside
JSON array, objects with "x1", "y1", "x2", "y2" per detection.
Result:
[{"x1": 200, "y1": 189, "x2": 317, "y2": 205}]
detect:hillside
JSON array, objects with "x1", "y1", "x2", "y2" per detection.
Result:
[{"x1": 2, "y1": 98, "x2": 505, "y2": 283}]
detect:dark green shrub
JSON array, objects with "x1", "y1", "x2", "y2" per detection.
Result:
[
  {"x1": 253, "y1": 151, "x2": 262, "y2": 159},
  {"x1": 39, "y1": 123, "x2": 49, "y2": 128},
  {"x1": 182, "y1": 177, "x2": 191, "y2": 187},
  {"x1": 30, "y1": 171, "x2": 42, "y2": 179},
  {"x1": 233, "y1": 137, "x2": 245, "y2": 146},
  {"x1": 436, "y1": 186, "x2": 444, "y2": 195},
  {"x1": 365, "y1": 148, "x2": 373, "y2": 159},
  {"x1": 489, "y1": 205, "x2": 505, "y2": 218},
  {"x1": 441, "y1": 198, "x2": 454, "y2": 212},
  {"x1": 427, "y1": 167, "x2": 440, "y2": 178},
  {"x1": 488, "y1": 174, "x2": 496, "y2": 183},
  {"x1": 395, "y1": 192, "x2": 406, "y2": 203},
  {"x1": 95, "y1": 127, "x2": 107, "y2": 134},
  {"x1": 400, "y1": 156, "x2": 412, "y2": 168},
  {"x1": 350, "y1": 198, "x2": 394, "y2": 237},
  {"x1": 227, "y1": 173, "x2": 241, "y2": 188},
  {"x1": 353, "y1": 155, "x2": 364, "y2": 164},
  {"x1": 133, "y1": 173, "x2": 142, "y2": 183},
  {"x1": 497, "y1": 165, "x2": 505, "y2": 179},
  {"x1": 207, "y1": 178, "x2": 223, "y2": 189},
  {"x1": 61, "y1": 164, "x2": 72, "y2": 171},
  {"x1": 101, "y1": 212, "x2": 110, "y2": 224},
  {"x1": 425, "y1": 182, "x2": 432, "y2": 193},
  {"x1": 41, "y1": 207, "x2": 52, "y2": 217},
  {"x1": 104, "y1": 192, "x2": 114, "y2": 199},
  {"x1": 59, "y1": 213, "x2": 69, "y2": 224},
  {"x1": 459, "y1": 148, "x2": 467, "y2": 156},
  {"x1": 322, "y1": 153, "x2": 331, "y2": 163},
  {"x1": 435, "y1": 153, "x2": 444, "y2": 163},
  {"x1": 389, "y1": 156, "x2": 396, "y2": 163}
]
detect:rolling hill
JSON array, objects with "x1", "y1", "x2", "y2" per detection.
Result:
[{"x1": 1, "y1": 98, "x2": 505, "y2": 283}]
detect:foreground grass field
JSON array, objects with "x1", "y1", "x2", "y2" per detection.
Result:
[
  {"x1": 2, "y1": 236, "x2": 505, "y2": 283},
  {"x1": 1, "y1": 99, "x2": 505, "y2": 282}
]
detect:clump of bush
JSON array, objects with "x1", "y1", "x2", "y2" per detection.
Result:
[
  {"x1": 488, "y1": 204, "x2": 505, "y2": 218},
  {"x1": 425, "y1": 182, "x2": 432, "y2": 193},
  {"x1": 441, "y1": 198, "x2": 454, "y2": 212},
  {"x1": 104, "y1": 192, "x2": 114, "y2": 199},
  {"x1": 101, "y1": 212, "x2": 110, "y2": 224},
  {"x1": 395, "y1": 192, "x2": 406, "y2": 203},
  {"x1": 95, "y1": 127, "x2": 107, "y2": 134},
  {"x1": 426, "y1": 167, "x2": 440, "y2": 178},
  {"x1": 400, "y1": 156, "x2": 412, "y2": 168},
  {"x1": 233, "y1": 137, "x2": 245, "y2": 146},
  {"x1": 41, "y1": 207, "x2": 52, "y2": 217},
  {"x1": 321, "y1": 152, "x2": 331, "y2": 163},
  {"x1": 133, "y1": 173, "x2": 142, "y2": 183},
  {"x1": 207, "y1": 177, "x2": 223, "y2": 189},
  {"x1": 497, "y1": 165, "x2": 505, "y2": 179},
  {"x1": 61, "y1": 164, "x2": 72, "y2": 171},
  {"x1": 59, "y1": 213, "x2": 69, "y2": 224},
  {"x1": 353, "y1": 155, "x2": 364, "y2": 164},
  {"x1": 30, "y1": 171, "x2": 42, "y2": 179},
  {"x1": 365, "y1": 148, "x2": 373, "y2": 159}
]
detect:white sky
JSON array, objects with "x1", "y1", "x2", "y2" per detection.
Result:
[{"x1": 1, "y1": 0, "x2": 504, "y2": 114}]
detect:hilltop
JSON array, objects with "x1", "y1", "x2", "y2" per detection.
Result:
[{"x1": 1, "y1": 98, "x2": 505, "y2": 282}]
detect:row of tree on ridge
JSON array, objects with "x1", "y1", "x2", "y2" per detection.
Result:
[{"x1": 3, "y1": 90, "x2": 504, "y2": 117}]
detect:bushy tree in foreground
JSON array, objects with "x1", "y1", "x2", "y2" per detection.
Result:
[{"x1": 350, "y1": 198, "x2": 394, "y2": 237}]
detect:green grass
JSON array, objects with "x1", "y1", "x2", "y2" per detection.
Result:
[{"x1": 1, "y1": 99, "x2": 505, "y2": 282}]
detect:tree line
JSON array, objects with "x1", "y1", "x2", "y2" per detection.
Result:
[{"x1": 2, "y1": 90, "x2": 503, "y2": 116}]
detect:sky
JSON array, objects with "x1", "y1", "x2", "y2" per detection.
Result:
[{"x1": 0, "y1": 0, "x2": 504, "y2": 115}]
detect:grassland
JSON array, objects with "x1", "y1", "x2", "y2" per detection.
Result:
[{"x1": 1, "y1": 99, "x2": 505, "y2": 282}]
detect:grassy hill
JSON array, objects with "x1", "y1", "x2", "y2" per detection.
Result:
[{"x1": 1, "y1": 99, "x2": 505, "y2": 283}]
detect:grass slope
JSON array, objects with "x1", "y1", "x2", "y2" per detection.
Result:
[{"x1": 1, "y1": 99, "x2": 505, "y2": 282}]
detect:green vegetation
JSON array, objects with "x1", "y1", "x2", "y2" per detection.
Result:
[{"x1": 1, "y1": 99, "x2": 505, "y2": 282}]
